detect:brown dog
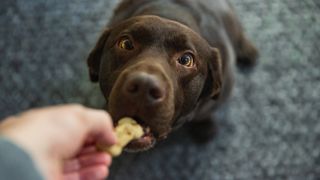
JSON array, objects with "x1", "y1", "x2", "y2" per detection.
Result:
[{"x1": 87, "y1": 0, "x2": 258, "y2": 151}]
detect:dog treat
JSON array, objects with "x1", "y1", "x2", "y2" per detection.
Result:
[{"x1": 96, "y1": 117, "x2": 143, "y2": 157}]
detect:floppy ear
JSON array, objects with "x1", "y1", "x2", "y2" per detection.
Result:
[
  {"x1": 87, "y1": 29, "x2": 110, "y2": 82},
  {"x1": 202, "y1": 47, "x2": 223, "y2": 100}
]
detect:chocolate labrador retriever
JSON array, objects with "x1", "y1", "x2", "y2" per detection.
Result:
[{"x1": 87, "y1": 0, "x2": 258, "y2": 151}]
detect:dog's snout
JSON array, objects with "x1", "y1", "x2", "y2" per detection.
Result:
[{"x1": 123, "y1": 72, "x2": 165, "y2": 104}]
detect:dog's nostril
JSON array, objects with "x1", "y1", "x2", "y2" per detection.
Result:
[
  {"x1": 149, "y1": 87, "x2": 163, "y2": 100},
  {"x1": 123, "y1": 72, "x2": 165, "y2": 103}
]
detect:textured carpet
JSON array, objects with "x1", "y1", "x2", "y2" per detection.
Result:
[{"x1": 0, "y1": 0, "x2": 319, "y2": 179}]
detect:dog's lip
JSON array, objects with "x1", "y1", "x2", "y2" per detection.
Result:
[{"x1": 125, "y1": 127, "x2": 156, "y2": 150}]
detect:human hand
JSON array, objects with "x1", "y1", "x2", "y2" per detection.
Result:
[{"x1": 0, "y1": 104, "x2": 117, "y2": 180}]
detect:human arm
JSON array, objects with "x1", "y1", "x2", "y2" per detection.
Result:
[{"x1": 0, "y1": 104, "x2": 117, "y2": 180}]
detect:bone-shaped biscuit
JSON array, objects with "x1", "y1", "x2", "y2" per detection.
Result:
[{"x1": 96, "y1": 117, "x2": 143, "y2": 157}]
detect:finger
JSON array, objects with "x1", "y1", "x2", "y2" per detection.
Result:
[
  {"x1": 77, "y1": 145, "x2": 97, "y2": 156},
  {"x1": 57, "y1": 105, "x2": 117, "y2": 146},
  {"x1": 63, "y1": 165, "x2": 108, "y2": 180},
  {"x1": 63, "y1": 152, "x2": 112, "y2": 173},
  {"x1": 79, "y1": 153, "x2": 112, "y2": 167}
]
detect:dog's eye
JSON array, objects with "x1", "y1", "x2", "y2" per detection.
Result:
[
  {"x1": 178, "y1": 53, "x2": 194, "y2": 67},
  {"x1": 118, "y1": 38, "x2": 134, "y2": 50}
]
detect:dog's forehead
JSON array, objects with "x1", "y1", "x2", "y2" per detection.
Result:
[
  {"x1": 138, "y1": 16, "x2": 195, "y2": 35},
  {"x1": 130, "y1": 16, "x2": 189, "y2": 32},
  {"x1": 120, "y1": 16, "x2": 209, "y2": 51}
]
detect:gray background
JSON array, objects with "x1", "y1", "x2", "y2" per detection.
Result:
[{"x1": 0, "y1": 0, "x2": 319, "y2": 179}]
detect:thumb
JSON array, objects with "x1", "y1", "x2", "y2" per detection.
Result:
[{"x1": 82, "y1": 109, "x2": 117, "y2": 146}]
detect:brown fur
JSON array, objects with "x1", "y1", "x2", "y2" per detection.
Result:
[{"x1": 87, "y1": 0, "x2": 258, "y2": 150}]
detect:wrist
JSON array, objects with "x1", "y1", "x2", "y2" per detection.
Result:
[{"x1": 0, "y1": 117, "x2": 57, "y2": 179}]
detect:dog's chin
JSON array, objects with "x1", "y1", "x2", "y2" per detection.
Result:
[{"x1": 123, "y1": 123, "x2": 158, "y2": 152}]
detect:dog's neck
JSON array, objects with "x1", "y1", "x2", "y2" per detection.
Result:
[{"x1": 132, "y1": 1, "x2": 201, "y2": 33}]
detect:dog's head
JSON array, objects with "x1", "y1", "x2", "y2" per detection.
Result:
[{"x1": 87, "y1": 15, "x2": 222, "y2": 151}]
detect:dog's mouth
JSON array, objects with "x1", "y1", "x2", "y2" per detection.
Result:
[
  {"x1": 115, "y1": 116, "x2": 157, "y2": 152},
  {"x1": 125, "y1": 125, "x2": 156, "y2": 152}
]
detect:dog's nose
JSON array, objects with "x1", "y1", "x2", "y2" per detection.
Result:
[{"x1": 123, "y1": 72, "x2": 165, "y2": 104}]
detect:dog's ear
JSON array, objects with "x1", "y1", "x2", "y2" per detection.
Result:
[
  {"x1": 87, "y1": 29, "x2": 110, "y2": 82},
  {"x1": 201, "y1": 47, "x2": 223, "y2": 100}
]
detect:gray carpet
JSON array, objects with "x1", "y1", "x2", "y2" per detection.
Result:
[{"x1": 1, "y1": 0, "x2": 319, "y2": 179}]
